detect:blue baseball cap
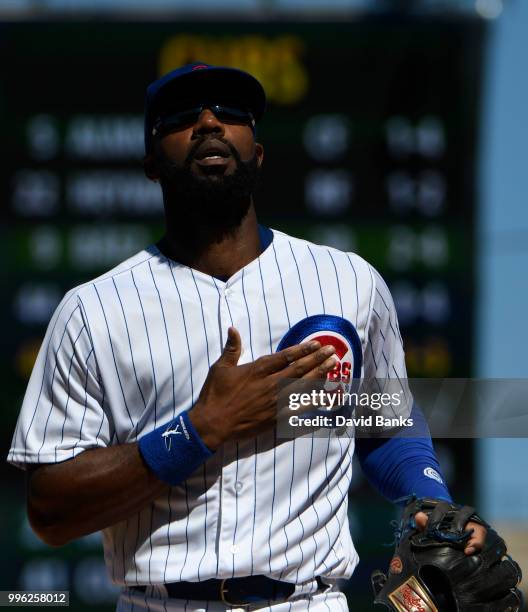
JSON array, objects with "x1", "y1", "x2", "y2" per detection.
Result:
[{"x1": 144, "y1": 62, "x2": 266, "y2": 153}]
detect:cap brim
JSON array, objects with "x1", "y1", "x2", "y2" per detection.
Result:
[{"x1": 149, "y1": 66, "x2": 266, "y2": 125}]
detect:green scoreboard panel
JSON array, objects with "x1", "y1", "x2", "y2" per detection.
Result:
[{"x1": 0, "y1": 19, "x2": 485, "y2": 610}]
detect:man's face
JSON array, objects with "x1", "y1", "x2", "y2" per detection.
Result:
[
  {"x1": 156, "y1": 106, "x2": 263, "y2": 179},
  {"x1": 145, "y1": 105, "x2": 264, "y2": 229}
]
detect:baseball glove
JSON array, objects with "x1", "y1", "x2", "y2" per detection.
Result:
[{"x1": 371, "y1": 497, "x2": 523, "y2": 611}]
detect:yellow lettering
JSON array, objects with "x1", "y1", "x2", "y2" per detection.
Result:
[{"x1": 158, "y1": 34, "x2": 308, "y2": 106}]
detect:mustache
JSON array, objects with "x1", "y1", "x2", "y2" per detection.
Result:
[{"x1": 184, "y1": 136, "x2": 242, "y2": 167}]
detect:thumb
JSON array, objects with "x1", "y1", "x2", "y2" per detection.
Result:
[{"x1": 218, "y1": 327, "x2": 242, "y2": 367}]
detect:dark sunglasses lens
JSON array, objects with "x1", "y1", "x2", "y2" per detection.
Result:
[
  {"x1": 156, "y1": 105, "x2": 253, "y2": 136},
  {"x1": 213, "y1": 106, "x2": 252, "y2": 124},
  {"x1": 159, "y1": 109, "x2": 201, "y2": 134}
]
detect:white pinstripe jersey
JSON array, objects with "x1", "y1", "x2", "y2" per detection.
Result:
[{"x1": 8, "y1": 228, "x2": 408, "y2": 589}]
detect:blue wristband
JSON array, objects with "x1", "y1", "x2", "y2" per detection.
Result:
[{"x1": 138, "y1": 411, "x2": 213, "y2": 486}]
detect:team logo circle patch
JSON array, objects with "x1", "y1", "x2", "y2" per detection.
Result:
[{"x1": 277, "y1": 314, "x2": 362, "y2": 394}]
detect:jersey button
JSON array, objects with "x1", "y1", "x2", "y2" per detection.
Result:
[
  {"x1": 230, "y1": 545, "x2": 239, "y2": 554},
  {"x1": 234, "y1": 481, "x2": 243, "y2": 492}
]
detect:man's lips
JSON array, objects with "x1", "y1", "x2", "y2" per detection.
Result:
[
  {"x1": 193, "y1": 140, "x2": 232, "y2": 162},
  {"x1": 194, "y1": 155, "x2": 232, "y2": 167}
]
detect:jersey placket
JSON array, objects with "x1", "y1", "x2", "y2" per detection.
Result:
[{"x1": 216, "y1": 280, "x2": 253, "y2": 577}]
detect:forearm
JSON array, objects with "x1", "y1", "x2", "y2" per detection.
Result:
[
  {"x1": 27, "y1": 442, "x2": 167, "y2": 546},
  {"x1": 356, "y1": 404, "x2": 452, "y2": 504}
]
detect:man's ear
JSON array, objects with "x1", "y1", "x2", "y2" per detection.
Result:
[
  {"x1": 143, "y1": 153, "x2": 160, "y2": 181},
  {"x1": 255, "y1": 142, "x2": 264, "y2": 168}
]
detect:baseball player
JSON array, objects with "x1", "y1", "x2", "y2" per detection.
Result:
[{"x1": 8, "y1": 63, "x2": 520, "y2": 611}]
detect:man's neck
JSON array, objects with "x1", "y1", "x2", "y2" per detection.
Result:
[{"x1": 159, "y1": 205, "x2": 261, "y2": 279}]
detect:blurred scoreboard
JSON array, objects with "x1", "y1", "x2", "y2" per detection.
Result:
[{"x1": 0, "y1": 18, "x2": 485, "y2": 610}]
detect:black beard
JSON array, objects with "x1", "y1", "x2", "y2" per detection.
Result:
[{"x1": 157, "y1": 137, "x2": 260, "y2": 238}]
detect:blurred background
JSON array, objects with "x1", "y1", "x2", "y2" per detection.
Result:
[{"x1": 1, "y1": 0, "x2": 527, "y2": 609}]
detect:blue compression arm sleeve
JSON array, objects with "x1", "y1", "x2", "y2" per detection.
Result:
[{"x1": 355, "y1": 404, "x2": 452, "y2": 505}]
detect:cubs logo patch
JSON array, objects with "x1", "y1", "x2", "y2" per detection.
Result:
[{"x1": 277, "y1": 315, "x2": 362, "y2": 395}]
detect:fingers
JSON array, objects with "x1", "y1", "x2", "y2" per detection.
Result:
[
  {"x1": 302, "y1": 354, "x2": 340, "y2": 380},
  {"x1": 216, "y1": 327, "x2": 242, "y2": 367},
  {"x1": 452, "y1": 505, "x2": 475, "y2": 532},
  {"x1": 256, "y1": 340, "x2": 324, "y2": 376},
  {"x1": 464, "y1": 522, "x2": 487, "y2": 555},
  {"x1": 278, "y1": 345, "x2": 337, "y2": 380},
  {"x1": 415, "y1": 511, "x2": 429, "y2": 530},
  {"x1": 275, "y1": 348, "x2": 338, "y2": 410},
  {"x1": 414, "y1": 511, "x2": 486, "y2": 554}
]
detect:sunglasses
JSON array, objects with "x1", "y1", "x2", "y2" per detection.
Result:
[{"x1": 152, "y1": 104, "x2": 255, "y2": 137}]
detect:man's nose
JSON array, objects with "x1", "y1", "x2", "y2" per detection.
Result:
[{"x1": 192, "y1": 108, "x2": 225, "y2": 137}]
